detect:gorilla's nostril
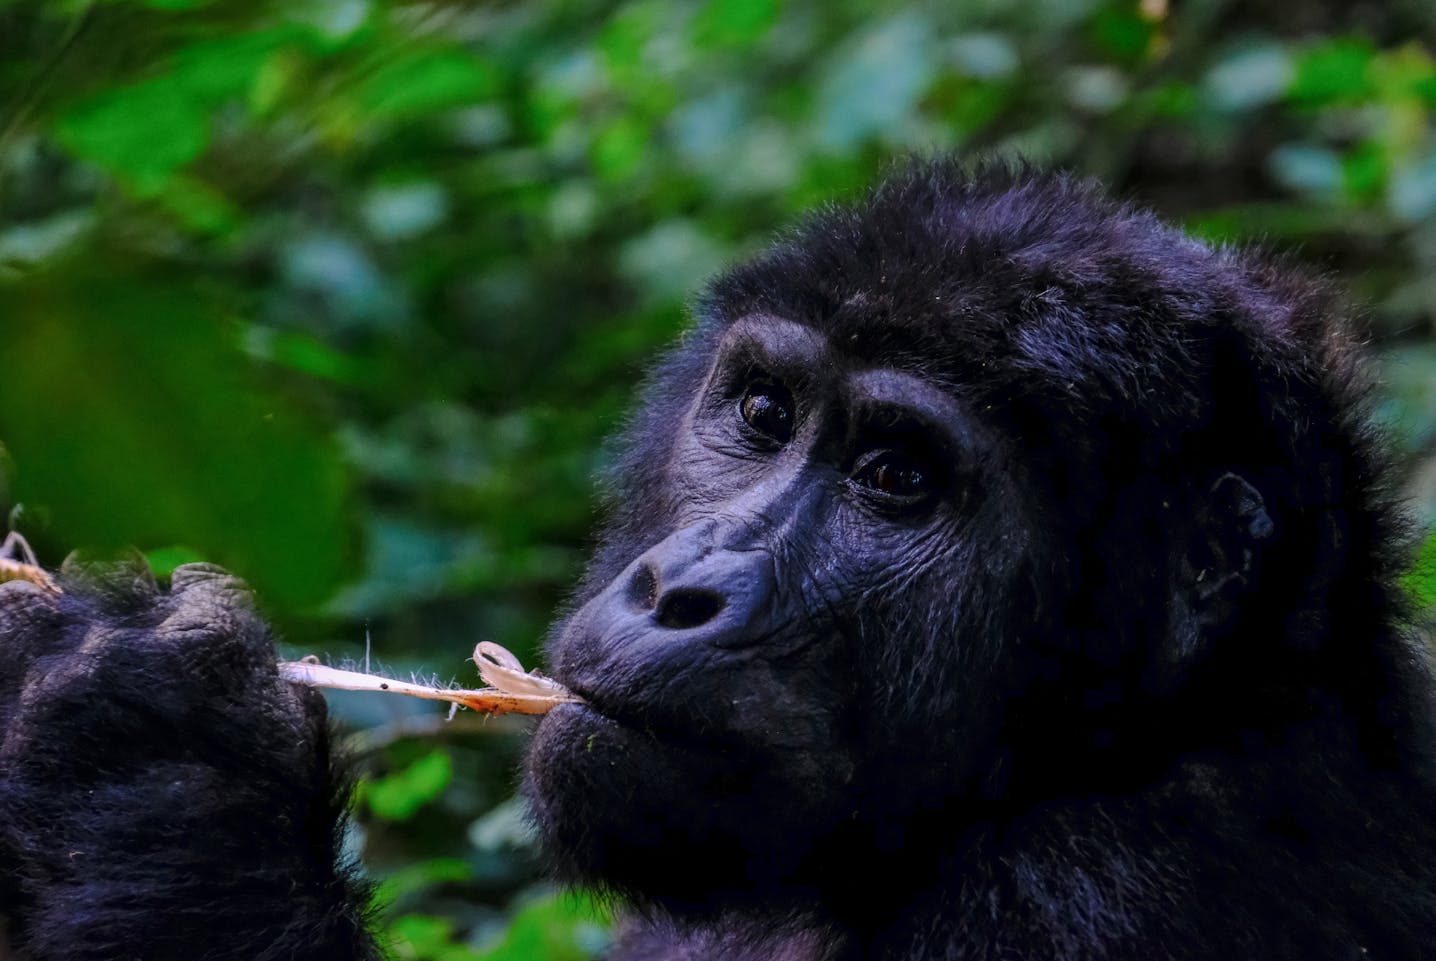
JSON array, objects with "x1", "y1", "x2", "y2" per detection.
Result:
[
  {"x1": 627, "y1": 563, "x2": 659, "y2": 611},
  {"x1": 653, "y1": 588, "x2": 725, "y2": 630}
]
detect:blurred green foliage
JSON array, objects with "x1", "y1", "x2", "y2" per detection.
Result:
[{"x1": 2, "y1": 0, "x2": 1435, "y2": 955}]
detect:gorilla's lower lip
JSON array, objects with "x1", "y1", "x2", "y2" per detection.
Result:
[
  {"x1": 554, "y1": 677, "x2": 642, "y2": 727},
  {"x1": 551, "y1": 694, "x2": 640, "y2": 733}
]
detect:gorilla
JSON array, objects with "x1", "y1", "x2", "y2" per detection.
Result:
[{"x1": 2, "y1": 163, "x2": 1435, "y2": 961}]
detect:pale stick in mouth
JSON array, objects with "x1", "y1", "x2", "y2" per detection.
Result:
[{"x1": 278, "y1": 641, "x2": 581, "y2": 716}]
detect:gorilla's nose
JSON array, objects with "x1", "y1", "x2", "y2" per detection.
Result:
[
  {"x1": 652, "y1": 584, "x2": 725, "y2": 629},
  {"x1": 622, "y1": 527, "x2": 776, "y2": 646}
]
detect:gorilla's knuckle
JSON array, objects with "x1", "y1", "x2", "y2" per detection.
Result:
[
  {"x1": 167, "y1": 562, "x2": 255, "y2": 600},
  {"x1": 55, "y1": 550, "x2": 159, "y2": 611}
]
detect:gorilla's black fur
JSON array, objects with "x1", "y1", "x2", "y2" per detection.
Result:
[
  {"x1": 3, "y1": 163, "x2": 1435, "y2": 961},
  {"x1": 0, "y1": 560, "x2": 379, "y2": 960}
]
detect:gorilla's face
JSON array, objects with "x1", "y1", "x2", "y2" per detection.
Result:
[
  {"x1": 523, "y1": 171, "x2": 1290, "y2": 916},
  {"x1": 525, "y1": 313, "x2": 1035, "y2": 906}
]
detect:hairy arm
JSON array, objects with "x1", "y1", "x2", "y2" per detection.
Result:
[{"x1": 0, "y1": 557, "x2": 381, "y2": 961}]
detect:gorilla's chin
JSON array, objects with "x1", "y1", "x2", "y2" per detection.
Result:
[{"x1": 524, "y1": 702, "x2": 839, "y2": 909}]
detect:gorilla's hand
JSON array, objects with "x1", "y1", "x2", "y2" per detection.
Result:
[{"x1": 0, "y1": 557, "x2": 377, "y2": 961}]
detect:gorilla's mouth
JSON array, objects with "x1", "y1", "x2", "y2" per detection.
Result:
[{"x1": 551, "y1": 684, "x2": 670, "y2": 741}]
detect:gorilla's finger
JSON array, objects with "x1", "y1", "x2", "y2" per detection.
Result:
[{"x1": 56, "y1": 549, "x2": 158, "y2": 613}]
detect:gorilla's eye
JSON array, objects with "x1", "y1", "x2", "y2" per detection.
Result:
[
  {"x1": 852, "y1": 449, "x2": 938, "y2": 505},
  {"x1": 739, "y1": 383, "x2": 794, "y2": 443}
]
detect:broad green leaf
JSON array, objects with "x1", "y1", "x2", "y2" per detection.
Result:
[
  {"x1": 0, "y1": 260, "x2": 351, "y2": 609},
  {"x1": 56, "y1": 78, "x2": 211, "y2": 186},
  {"x1": 53, "y1": 28, "x2": 291, "y2": 186}
]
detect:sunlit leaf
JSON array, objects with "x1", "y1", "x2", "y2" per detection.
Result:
[{"x1": 366, "y1": 750, "x2": 455, "y2": 822}]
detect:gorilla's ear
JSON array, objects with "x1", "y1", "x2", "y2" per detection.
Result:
[
  {"x1": 1155, "y1": 473, "x2": 1274, "y2": 687},
  {"x1": 1185, "y1": 472, "x2": 1274, "y2": 632}
]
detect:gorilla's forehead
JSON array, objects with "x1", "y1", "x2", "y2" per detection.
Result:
[{"x1": 699, "y1": 167, "x2": 1225, "y2": 395}]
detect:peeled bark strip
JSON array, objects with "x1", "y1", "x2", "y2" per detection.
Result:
[
  {"x1": 278, "y1": 642, "x2": 580, "y2": 716},
  {"x1": 0, "y1": 533, "x2": 59, "y2": 594}
]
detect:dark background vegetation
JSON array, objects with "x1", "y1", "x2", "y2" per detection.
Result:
[{"x1": 2, "y1": 1, "x2": 1435, "y2": 957}]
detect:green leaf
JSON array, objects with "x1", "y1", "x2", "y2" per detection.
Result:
[
  {"x1": 473, "y1": 891, "x2": 610, "y2": 961},
  {"x1": 591, "y1": 115, "x2": 648, "y2": 180},
  {"x1": 376, "y1": 858, "x2": 474, "y2": 905},
  {"x1": 1341, "y1": 140, "x2": 1387, "y2": 202},
  {"x1": 366, "y1": 751, "x2": 454, "y2": 822},
  {"x1": 390, "y1": 914, "x2": 481, "y2": 961},
  {"x1": 1407, "y1": 530, "x2": 1436, "y2": 611},
  {"x1": 145, "y1": 545, "x2": 207, "y2": 578},
  {"x1": 56, "y1": 78, "x2": 211, "y2": 187},
  {"x1": 155, "y1": 175, "x2": 241, "y2": 235},
  {"x1": 169, "y1": 30, "x2": 292, "y2": 101},
  {"x1": 598, "y1": 3, "x2": 659, "y2": 75},
  {"x1": 356, "y1": 51, "x2": 497, "y2": 120},
  {"x1": 0, "y1": 260, "x2": 351, "y2": 609},
  {"x1": 53, "y1": 28, "x2": 291, "y2": 187},
  {"x1": 1088, "y1": 8, "x2": 1153, "y2": 64},
  {"x1": 692, "y1": 0, "x2": 778, "y2": 49},
  {"x1": 1289, "y1": 38, "x2": 1375, "y2": 105}
]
